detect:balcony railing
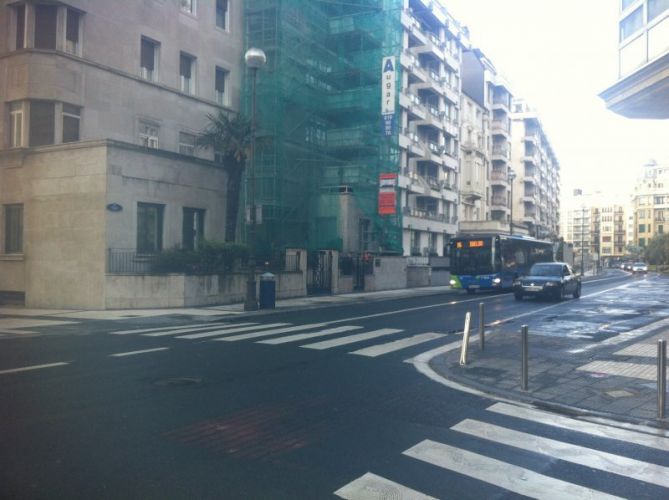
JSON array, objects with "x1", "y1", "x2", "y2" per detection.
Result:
[{"x1": 491, "y1": 195, "x2": 508, "y2": 206}]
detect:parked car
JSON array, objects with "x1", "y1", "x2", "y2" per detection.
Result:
[
  {"x1": 632, "y1": 262, "x2": 648, "y2": 274},
  {"x1": 622, "y1": 262, "x2": 633, "y2": 271},
  {"x1": 513, "y1": 262, "x2": 581, "y2": 301}
]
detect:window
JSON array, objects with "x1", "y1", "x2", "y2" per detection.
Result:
[
  {"x1": 619, "y1": 7, "x2": 643, "y2": 41},
  {"x1": 215, "y1": 67, "x2": 228, "y2": 105},
  {"x1": 648, "y1": 0, "x2": 669, "y2": 20},
  {"x1": 15, "y1": 5, "x2": 26, "y2": 50},
  {"x1": 180, "y1": 0, "x2": 196, "y2": 16},
  {"x1": 137, "y1": 203, "x2": 164, "y2": 254},
  {"x1": 603, "y1": 236, "x2": 612, "y2": 242},
  {"x1": 621, "y1": 0, "x2": 638, "y2": 11},
  {"x1": 183, "y1": 208, "x2": 205, "y2": 250},
  {"x1": 9, "y1": 102, "x2": 24, "y2": 148},
  {"x1": 180, "y1": 53, "x2": 195, "y2": 94},
  {"x1": 216, "y1": 0, "x2": 229, "y2": 29},
  {"x1": 29, "y1": 101, "x2": 55, "y2": 146},
  {"x1": 4, "y1": 204, "x2": 23, "y2": 254},
  {"x1": 139, "y1": 122, "x2": 159, "y2": 148},
  {"x1": 639, "y1": 237, "x2": 646, "y2": 247},
  {"x1": 140, "y1": 37, "x2": 158, "y2": 81},
  {"x1": 178, "y1": 132, "x2": 196, "y2": 155},
  {"x1": 654, "y1": 196, "x2": 665, "y2": 204},
  {"x1": 62, "y1": 104, "x2": 80, "y2": 143},
  {"x1": 659, "y1": 225, "x2": 664, "y2": 233},
  {"x1": 34, "y1": 4, "x2": 58, "y2": 50},
  {"x1": 65, "y1": 9, "x2": 80, "y2": 55}
]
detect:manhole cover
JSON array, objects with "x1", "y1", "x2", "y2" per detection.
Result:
[{"x1": 154, "y1": 377, "x2": 202, "y2": 386}]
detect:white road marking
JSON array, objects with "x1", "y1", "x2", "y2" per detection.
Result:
[
  {"x1": 0, "y1": 362, "x2": 70, "y2": 375},
  {"x1": 403, "y1": 440, "x2": 622, "y2": 500},
  {"x1": 569, "y1": 316, "x2": 669, "y2": 354},
  {"x1": 300, "y1": 328, "x2": 402, "y2": 350},
  {"x1": 350, "y1": 332, "x2": 445, "y2": 357},
  {"x1": 143, "y1": 322, "x2": 259, "y2": 337},
  {"x1": 576, "y1": 360, "x2": 658, "y2": 381},
  {"x1": 488, "y1": 403, "x2": 669, "y2": 449},
  {"x1": 109, "y1": 347, "x2": 169, "y2": 357},
  {"x1": 257, "y1": 326, "x2": 363, "y2": 344},
  {"x1": 334, "y1": 472, "x2": 436, "y2": 500},
  {"x1": 213, "y1": 322, "x2": 329, "y2": 342},
  {"x1": 111, "y1": 323, "x2": 232, "y2": 335},
  {"x1": 198, "y1": 323, "x2": 292, "y2": 340},
  {"x1": 452, "y1": 419, "x2": 669, "y2": 488},
  {"x1": 615, "y1": 342, "x2": 663, "y2": 357}
]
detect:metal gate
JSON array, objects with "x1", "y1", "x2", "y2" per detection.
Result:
[{"x1": 307, "y1": 250, "x2": 333, "y2": 295}]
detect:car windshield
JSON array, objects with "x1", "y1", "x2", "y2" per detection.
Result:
[
  {"x1": 634, "y1": 262, "x2": 646, "y2": 266},
  {"x1": 528, "y1": 264, "x2": 562, "y2": 277}
]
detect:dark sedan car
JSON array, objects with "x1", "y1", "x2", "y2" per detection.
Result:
[{"x1": 513, "y1": 262, "x2": 581, "y2": 301}]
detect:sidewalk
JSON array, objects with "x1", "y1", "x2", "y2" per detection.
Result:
[{"x1": 429, "y1": 321, "x2": 669, "y2": 427}]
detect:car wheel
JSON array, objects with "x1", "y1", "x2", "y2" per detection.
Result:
[
  {"x1": 573, "y1": 283, "x2": 581, "y2": 299},
  {"x1": 514, "y1": 293, "x2": 523, "y2": 301}
]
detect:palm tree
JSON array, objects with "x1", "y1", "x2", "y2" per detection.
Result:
[{"x1": 197, "y1": 112, "x2": 252, "y2": 242}]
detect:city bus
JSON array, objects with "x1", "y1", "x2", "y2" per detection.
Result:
[{"x1": 449, "y1": 234, "x2": 554, "y2": 293}]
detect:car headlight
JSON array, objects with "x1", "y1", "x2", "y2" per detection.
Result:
[
  {"x1": 492, "y1": 278, "x2": 501, "y2": 284},
  {"x1": 449, "y1": 279, "x2": 456, "y2": 286}
]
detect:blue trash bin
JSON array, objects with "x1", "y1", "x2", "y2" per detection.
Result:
[{"x1": 259, "y1": 272, "x2": 276, "y2": 309}]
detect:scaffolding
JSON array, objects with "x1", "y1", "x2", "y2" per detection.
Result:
[{"x1": 244, "y1": 0, "x2": 404, "y2": 258}]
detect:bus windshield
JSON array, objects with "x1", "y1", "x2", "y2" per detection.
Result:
[{"x1": 451, "y1": 245, "x2": 493, "y2": 275}]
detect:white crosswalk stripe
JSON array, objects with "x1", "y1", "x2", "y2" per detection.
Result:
[
  {"x1": 334, "y1": 472, "x2": 436, "y2": 500},
  {"x1": 257, "y1": 325, "x2": 363, "y2": 344},
  {"x1": 403, "y1": 439, "x2": 622, "y2": 500},
  {"x1": 300, "y1": 328, "x2": 403, "y2": 350},
  {"x1": 334, "y1": 401, "x2": 669, "y2": 499},
  {"x1": 146, "y1": 322, "x2": 278, "y2": 338},
  {"x1": 349, "y1": 332, "x2": 445, "y2": 357},
  {"x1": 110, "y1": 323, "x2": 229, "y2": 335},
  {"x1": 212, "y1": 322, "x2": 329, "y2": 342}
]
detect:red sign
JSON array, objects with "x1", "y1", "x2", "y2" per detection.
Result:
[{"x1": 378, "y1": 173, "x2": 397, "y2": 215}]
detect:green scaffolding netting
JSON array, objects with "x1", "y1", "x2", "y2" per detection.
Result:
[{"x1": 243, "y1": 0, "x2": 404, "y2": 258}]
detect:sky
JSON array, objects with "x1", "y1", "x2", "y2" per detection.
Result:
[{"x1": 445, "y1": 0, "x2": 669, "y2": 200}]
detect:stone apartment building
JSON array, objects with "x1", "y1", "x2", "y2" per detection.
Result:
[
  {"x1": 0, "y1": 0, "x2": 244, "y2": 308},
  {"x1": 632, "y1": 159, "x2": 668, "y2": 248},
  {"x1": 510, "y1": 98, "x2": 560, "y2": 240}
]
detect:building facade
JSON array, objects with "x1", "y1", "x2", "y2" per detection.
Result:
[
  {"x1": 510, "y1": 99, "x2": 560, "y2": 239},
  {"x1": 632, "y1": 159, "x2": 669, "y2": 247},
  {"x1": 600, "y1": 0, "x2": 669, "y2": 118},
  {"x1": 0, "y1": 0, "x2": 244, "y2": 307}
]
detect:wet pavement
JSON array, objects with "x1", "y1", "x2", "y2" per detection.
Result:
[{"x1": 431, "y1": 273, "x2": 669, "y2": 426}]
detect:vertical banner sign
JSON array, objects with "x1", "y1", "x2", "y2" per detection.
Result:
[
  {"x1": 381, "y1": 56, "x2": 396, "y2": 137},
  {"x1": 378, "y1": 173, "x2": 398, "y2": 215}
]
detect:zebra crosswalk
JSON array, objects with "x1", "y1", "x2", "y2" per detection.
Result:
[
  {"x1": 334, "y1": 402, "x2": 669, "y2": 499},
  {"x1": 107, "y1": 321, "x2": 450, "y2": 359}
]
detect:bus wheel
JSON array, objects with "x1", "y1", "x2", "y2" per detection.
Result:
[{"x1": 466, "y1": 289, "x2": 475, "y2": 295}]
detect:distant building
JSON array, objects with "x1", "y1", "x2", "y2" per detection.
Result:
[
  {"x1": 632, "y1": 159, "x2": 669, "y2": 247},
  {"x1": 0, "y1": 0, "x2": 243, "y2": 307},
  {"x1": 509, "y1": 99, "x2": 561, "y2": 240},
  {"x1": 599, "y1": 1, "x2": 669, "y2": 118}
]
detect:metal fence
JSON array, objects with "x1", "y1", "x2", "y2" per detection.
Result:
[{"x1": 107, "y1": 249, "x2": 158, "y2": 274}]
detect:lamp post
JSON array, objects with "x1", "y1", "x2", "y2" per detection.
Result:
[
  {"x1": 244, "y1": 47, "x2": 266, "y2": 311},
  {"x1": 508, "y1": 169, "x2": 516, "y2": 235}
]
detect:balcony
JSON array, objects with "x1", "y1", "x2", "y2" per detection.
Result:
[
  {"x1": 492, "y1": 96, "x2": 510, "y2": 112},
  {"x1": 491, "y1": 145, "x2": 509, "y2": 162},
  {"x1": 491, "y1": 195, "x2": 508, "y2": 208},
  {"x1": 491, "y1": 120, "x2": 510, "y2": 137},
  {"x1": 490, "y1": 170, "x2": 510, "y2": 187}
]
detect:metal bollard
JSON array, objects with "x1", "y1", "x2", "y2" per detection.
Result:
[
  {"x1": 479, "y1": 302, "x2": 485, "y2": 351},
  {"x1": 659, "y1": 339, "x2": 667, "y2": 419},
  {"x1": 459, "y1": 312, "x2": 472, "y2": 366},
  {"x1": 521, "y1": 325, "x2": 529, "y2": 391}
]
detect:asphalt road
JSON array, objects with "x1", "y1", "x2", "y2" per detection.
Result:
[{"x1": 2, "y1": 270, "x2": 669, "y2": 499}]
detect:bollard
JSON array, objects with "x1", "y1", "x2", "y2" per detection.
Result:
[
  {"x1": 479, "y1": 302, "x2": 485, "y2": 351},
  {"x1": 459, "y1": 312, "x2": 472, "y2": 366},
  {"x1": 521, "y1": 325, "x2": 529, "y2": 391},
  {"x1": 659, "y1": 339, "x2": 667, "y2": 419}
]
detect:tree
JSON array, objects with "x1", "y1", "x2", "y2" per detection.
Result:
[
  {"x1": 197, "y1": 112, "x2": 252, "y2": 242},
  {"x1": 644, "y1": 233, "x2": 669, "y2": 267}
]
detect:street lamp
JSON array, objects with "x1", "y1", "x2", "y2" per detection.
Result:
[
  {"x1": 508, "y1": 169, "x2": 516, "y2": 235},
  {"x1": 244, "y1": 47, "x2": 266, "y2": 311}
]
